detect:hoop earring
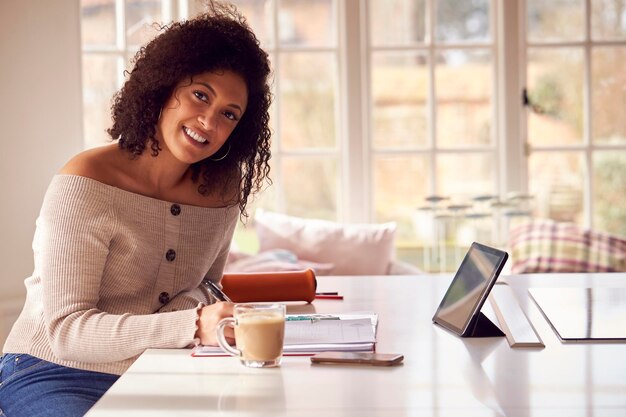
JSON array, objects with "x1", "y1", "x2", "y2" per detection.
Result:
[{"x1": 209, "y1": 143, "x2": 231, "y2": 162}]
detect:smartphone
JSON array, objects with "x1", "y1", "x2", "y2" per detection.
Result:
[{"x1": 310, "y1": 352, "x2": 404, "y2": 366}]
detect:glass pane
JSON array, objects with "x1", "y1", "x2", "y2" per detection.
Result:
[
  {"x1": 433, "y1": 153, "x2": 497, "y2": 269},
  {"x1": 370, "y1": 0, "x2": 426, "y2": 46},
  {"x1": 81, "y1": 0, "x2": 116, "y2": 47},
  {"x1": 527, "y1": 0, "x2": 584, "y2": 42},
  {"x1": 282, "y1": 157, "x2": 337, "y2": 220},
  {"x1": 374, "y1": 154, "x2": 431, "y2": 270},
  {"x1": 437, "y1": 153, "x2": 495, "y2": 199},
  {"x1": 371, "y1": 52, "x2": 429, "y2": 149},
  {"x1": 529, "y1": 151, "x2": 585, "y2": 224},
  {"x1": 82, "y1": 54, "x2": 120, "y2": 148},
  {"x1": 527, "y1": 48, "x2": 584, "y2": 146},
  {"x1": 233, "y1": 183, "x2": 278, "y2": 254},
  {"x1": 436, "y1": 49, "x2": 492, "y2": 147},
  {"x1": 373, "y1": 154, "x2": 431, "y2": 239},
  {"x1": 592, "y1": 47, "x2": 626, "y2": 144},
  {"x1": 279, "y1": 52, "x2": 337, "y2": 150},
  {"x1": 593, "y1": 151, "x2": 626, "y2": 237},
  {"x1": 230, "y1": 0, "x2": 275, "y2": 48},
  {"x1": 592, "y1": 0, "x2": 626, "y2": 40},
  {"x1": 126, "y1": 0, "x2": 163, "y2": 48},
  {"x1": 278, "y1": 0, "x2": 335, "y2": 47},
  {"x1": 436, "y1": 0, "x2": 491, "y2": 43}
]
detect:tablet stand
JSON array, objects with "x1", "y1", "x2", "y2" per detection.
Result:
[{"x1": 463, "y1": 312, "x2": 505, "y2": 338}]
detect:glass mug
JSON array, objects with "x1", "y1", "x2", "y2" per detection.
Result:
[{"x1": 216, "y1": 303, "x2": 286, "y2": 368}]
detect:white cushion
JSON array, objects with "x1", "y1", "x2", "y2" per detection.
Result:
[
  {"x1": 254, "y1": 209, "x2": 397, "y2": 275},
  {"x1": 225, "y1": 249, "x2": 335, "y2": 275}
]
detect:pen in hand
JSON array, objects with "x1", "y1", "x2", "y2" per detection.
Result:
[{"x1": 204, "y1": 279, "x2": 233, "y2": 303}]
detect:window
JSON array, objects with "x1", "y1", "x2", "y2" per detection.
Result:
[
  {"x1": 523, "y1": 0, "x2": 626, "y2": 238},
  {"x1": 80, "y1": 0, "x2": 626, "y2": 271},
  {"x1": 80, "y1": 0, "x2": 182, "y2": 148},
  {"x1": 231, "y1": 0, "x2": 339, "y2": 222},
  {"x1": 367, "y1": 0, "x2": 498, "y2": 271}
]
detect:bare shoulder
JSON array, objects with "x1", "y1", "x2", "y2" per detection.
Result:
[{"x1": 59, "y1": 143, "x2": 124, "y2": 185}]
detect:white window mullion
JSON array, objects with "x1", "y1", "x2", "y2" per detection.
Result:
[
  {"x1": 281, "y1": 149, "x2": 340, "y2": 157},
  {"x1": 375, "y1": 146, "x2": 497, "y2": 155},
  {"x1": 115, "y1": 0, "x2": 125, "y2": 50},
  {"x1": 527, "y1": 144, "x2": 592, "y2": 152},
  {"x1": 115, "y1": 0, "x2": 126, "y2": 87},
  {"x1": 340, "y1": 0, "x2": 368, "y2": 223},
  {"x1": 178, "y1": 0, "x2": 189, "y2": 20},
  {"x1": 583, "y1": 0, "x2": 593, "y2": 230},
  {"x1": 427, "y1": 0, "x2": 437, "y2": 196},
  {"x1": 161, "y1": 0, "x2": 172, "y2": 23},
  {"x1": 490, "y1": 0, "x2": 500, "y2": 198}
]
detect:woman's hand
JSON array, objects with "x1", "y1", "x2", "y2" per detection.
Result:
[{"x1": 195, "y1": 302, "x2": 234, "y2": 346}]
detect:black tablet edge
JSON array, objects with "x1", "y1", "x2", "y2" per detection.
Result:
[{"x1": 431, "y1": 242, "x2": 509, "y2": 337}]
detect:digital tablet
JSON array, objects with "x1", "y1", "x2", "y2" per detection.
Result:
[{"x1": 432, "y1": 242, "x2": 508, "y2": 337}]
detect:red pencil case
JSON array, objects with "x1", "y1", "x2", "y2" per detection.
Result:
[{"x1": 220, "y1": 269, "x2": 318, "y2": 303}]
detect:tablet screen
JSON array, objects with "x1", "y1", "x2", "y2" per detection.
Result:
[{"x1": 433, "y1": 242, "x2": 508, "y2": 336}]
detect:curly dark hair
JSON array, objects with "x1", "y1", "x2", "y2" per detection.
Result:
[{"x1": 107, "y1": 1, "x2": 272, "y2": 218}]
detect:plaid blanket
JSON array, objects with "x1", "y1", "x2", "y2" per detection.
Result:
[{"x1": 508, "y1": 219, "x2": 626, "y2": 273}]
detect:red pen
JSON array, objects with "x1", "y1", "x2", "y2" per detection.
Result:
[{"x1": 314, "y1": 294, "x2": 344, "y2": 300}]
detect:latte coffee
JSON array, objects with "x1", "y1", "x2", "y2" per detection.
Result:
[
  {"x1": 217, "y1": 303, "x2": 286, "y2": 368},
  {"x1": 235, "y1": 312, "x2": 284, "y2": 362}
]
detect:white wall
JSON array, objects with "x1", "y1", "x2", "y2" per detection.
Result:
[{"x1": 0, "y1": 0, "x2": 83, "y2": 321}]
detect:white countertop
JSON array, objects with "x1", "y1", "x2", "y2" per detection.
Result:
[{"x1": 86, "y1": 273, "x2": 626, "y2": 417}]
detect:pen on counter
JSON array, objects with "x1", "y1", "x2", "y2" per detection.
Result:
[
  {"x1": 314, "y1": 294, "x2": 344, "y2": 300},
  {"x1": 204, "y1": 280, "x2": 233, "y2": 303},
  {"x1": 315, "y1": 292, "x2": 339, "y2": 295}
]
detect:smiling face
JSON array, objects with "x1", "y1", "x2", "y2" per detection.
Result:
[{"x1": 156, "y1": 70, "x2": 248, "y2": 166}]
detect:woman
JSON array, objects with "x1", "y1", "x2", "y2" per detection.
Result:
[{"x1": 0, "y1": 2, "x2": 271, "y2": 416}]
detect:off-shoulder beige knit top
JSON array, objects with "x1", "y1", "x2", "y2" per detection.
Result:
[{"x1": 3, "y1": 175, "x2": 239, "y2": 375}]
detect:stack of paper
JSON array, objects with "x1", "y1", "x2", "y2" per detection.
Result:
[{"x1": 192, "y1": 313, "x2": 377, "y2": 357}]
